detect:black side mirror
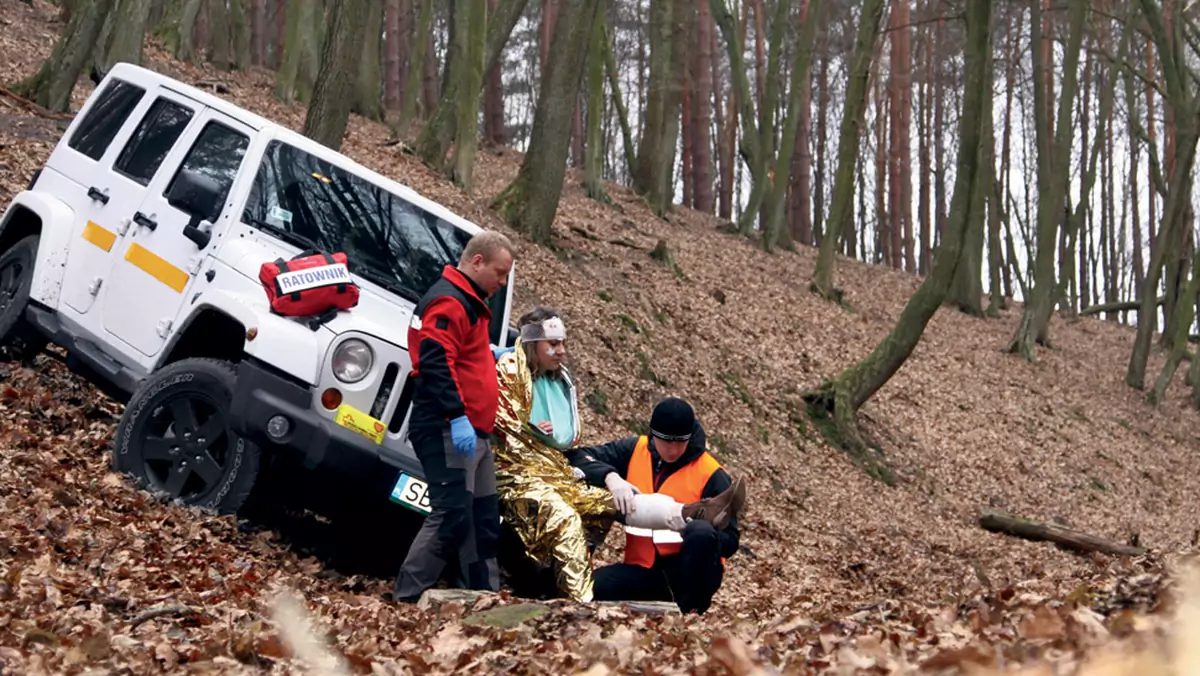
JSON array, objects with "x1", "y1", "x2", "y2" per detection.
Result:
[
  {"x1": 167, "y1": 169, "x2": 223, "y2": 221},
  {"x1": 507, "y1": 325, "x2": 519, "y2": 347},
  {"x1": 166, "y1": 170, "x2": 222, "y2": 249}
]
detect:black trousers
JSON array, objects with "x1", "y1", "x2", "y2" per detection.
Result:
[
  {"x1": 591, "y1": 520, "x2": 725, "y2": 614},
  {"x1": 393, "y1": 426, "x2": 500, "y2": 601}
]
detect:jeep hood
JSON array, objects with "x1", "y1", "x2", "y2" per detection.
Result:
[{"x1": 222, "y1": 236, "x2": 417, "y2": 350}]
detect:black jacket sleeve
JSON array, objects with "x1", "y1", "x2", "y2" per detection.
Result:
[
  {"x1": 565, "y1": 436, "x2": 639, "y2": 487},
  {"x1": 701, "y1": 468, "x2": 740, "y2": 558}
]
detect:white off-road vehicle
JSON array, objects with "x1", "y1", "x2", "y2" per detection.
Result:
[{"x1": 0, "y1": 63, "x2": 513, "y2": 517}]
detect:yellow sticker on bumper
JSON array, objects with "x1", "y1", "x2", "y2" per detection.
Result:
[{"x1": 334, "y1": 404, "x2": 386, "y2": 445}]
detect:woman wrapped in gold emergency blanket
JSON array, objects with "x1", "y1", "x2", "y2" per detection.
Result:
[{"x1": 493, "y1": 307, "x2": 725, "y2": 602}]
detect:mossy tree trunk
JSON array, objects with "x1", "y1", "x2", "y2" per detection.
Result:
[
  {"x1": 492, "y1": 0, "x2": 602, "y2": 244},
  {"x1": 274, "y1": 0, "x2": 317, "y2": 103},
  {"x1": 736, "y1": 0, "x2": 788, "y2": 236},
  {"x1": 602, "y1": 22, "x2": 637, "y2": 181},
  {"x1": 396, "y1": 0, "x2": 435, "y2": 134},
  {"x1": 12, "y1": 0, "x2": 115, "y2": 113},
  {"x1": 1127, "y1": 0, "x2": 1200, "y2": 390},
  {"x1": 1008, "y1": 0, "x2": 1087, "y2": 361},
  {"x1": 207, "y1": 0, "x2": 232, "y2": 69},
  {"x1": 303, "y1": 0, "x2": 369, "y2": 150},
  {"x1": 97, "y1": 0, "x2": 152, "y2": 73},
  {"x1": 413, "y1": 0, "x2": 528, "y2": 168},
  {"x1": 583, "y1": 5, "x2": 608, "y2": 202},
  {"x1": 803, "y1": 0, "x2": 991, "y2": 457},
  {"x1": 761, "y1": 0, "x2": 821, "y2": 252},
  {"x1": 155, "y1": 0, "x2": 205, "y2": 61},
  {"x1": 809, "y1": 0, "x2": 886, "y2": 302},
  {"x1": 230, "y1": 0, "x2": 252, "y2": 70},
  {"x1": 448, "y1": 0, "x2": 487, "y2": 193},
  {"x1": 708, "y1": 0, "x2": 763, "y2": 223},
  {"x1": 353, "y1": 0, "x2": 385, "y2": 122},
  {"x1": 948, "y1": 29, "x2": 992, "y2": 318}
]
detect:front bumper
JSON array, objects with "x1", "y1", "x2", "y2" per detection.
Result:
[{"x1": 229, "y1": 359, "x2": 424, "y2": 480}]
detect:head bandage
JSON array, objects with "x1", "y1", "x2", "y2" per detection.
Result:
[{"x1": 520, "y1": 316, "x2": 566, "y2": 343}]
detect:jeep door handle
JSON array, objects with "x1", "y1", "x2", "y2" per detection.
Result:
[
  {"x1": 87, "y1": 186, "x2": 109, "y2": 204},
  {"x1": 133, "y1": 211, "x2": 157, "y2": 231}
]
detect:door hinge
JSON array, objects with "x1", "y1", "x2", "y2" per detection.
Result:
[
  {"x1": 186, "y1": 254, "x2": 204, "y2": 275},
  {"x1": 116, "y1": 217, "x2": 131, "y2": 236},
  {"x1": 88, "y1": 277, "x2": 103, "y2": 296},
  {"x1": 156, "y1": 319, "x2": 173, "y2": 338}
]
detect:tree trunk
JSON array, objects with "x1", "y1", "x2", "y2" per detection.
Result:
[
  {"x1": 804, "y1": 0, "x2": 990, "y2": 458},
  {"x1": 949, "y1": 11, "x2": 991, "y2": 317},
  {"x1": 274, "y1": 0, "x2": 317, "y2": 104},
  {"x1": 98, "y1": 0, "x2": 152, "y2": 73},
  {"x1": 384, "y1": 0, "x2": 406, "y2": 111},
  {"x1": 12, "y1": 0, "x2": 115, "y2": 113},
  {"x1": 1127, "y1": 0, "x2": 1200, "y2": 390},
  {"x1": 584, "y1": 3, "x2": 607, "y2": 202},
  {"x1": 813, "y1": 46, "x2": 828, "y2": 243},
  {"x1": 1008, "y1": 0, "x2": 1086, "y2": 361},
  {"x1": 352, "y1": 0, "x2": 384, "y2": 121},
  {"x1": 979, "y1": 510, "x2": 1146, "y2": 557},
  {"x1": 274, "y1": 0, "x2": 286, "y2": 68},
  {"x1": 251, "y1": 0, "x2": 266, "y2": 65},
  {"x1": 303, "y1": 0, "x2": 369, "y2": 150},
  {"x1": 602, "y1": 24, "x2": 637, "y2": 181},
  {"x1": 492, "y1": 0, "x2": 602, "y2": 244},
  {"x1": 635, "y1": 0, "x2": 689, "y2": 217},
  {"x1": 691, "y1": 0, "x2": 714, "y2": 215},
  {"x1": 809, "y1": 0, "x2": 886, "y2": 301},
  {"x1": 762, "y1": 0, "x2": 820, "y2": 252},
  {"x1": 230, "y1": 0, "x2": 252, "y2": 70},
  {"x1": 482, "y1": 0, "x2": 506, "y2": 145},
  {"x1": 414, "y1": 0, "x2": 528, "y2": 167},
  {"x1": 207, "y1": 0, "x2": 232, "y2": 70},
  {"x1": 680, "y1": 63, "x2": 693, "y2": 209},
  {"x1": 447, "y1": 0, "x2": 487, "y2": 192}
]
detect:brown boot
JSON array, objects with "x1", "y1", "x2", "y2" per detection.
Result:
[{"x1": 681, "y1": 476, "x2": 747, "y2": 530}]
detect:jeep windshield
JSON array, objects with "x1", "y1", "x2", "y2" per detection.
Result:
[{"x1": 240, "y1": 140, "x2": 508, "y2": 338}]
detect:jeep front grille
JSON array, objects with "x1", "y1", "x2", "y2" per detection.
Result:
[
  {"x1": 388, "y1": 374, "x2": 416, "y2": 433},
  {"x1": 369, "y1": 362, "x2": 400, "y2": 420}
]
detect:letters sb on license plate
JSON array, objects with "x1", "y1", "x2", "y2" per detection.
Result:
[
  {"x1": 390, "y1": 473, "x2": 432, "y2": 514},
  {"x1": 333, "y1": 404, "x2": 385, "y2": 445}
]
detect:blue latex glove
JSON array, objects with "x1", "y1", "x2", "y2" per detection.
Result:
[
  {"x1": 492, "y1": 345, "x2": 515, "y2": 361},
  {"x1": 449, "y1": 415, "x2": 476, "y2": 460}
]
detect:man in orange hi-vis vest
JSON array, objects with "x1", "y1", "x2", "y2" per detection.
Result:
[{"x1": 568, "y1": 397, "x2": 747, "y2": 614}]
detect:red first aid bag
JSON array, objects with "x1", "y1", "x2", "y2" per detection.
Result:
[{"x1": 259, "y1": 250, "x2": 360, "y2": 318}]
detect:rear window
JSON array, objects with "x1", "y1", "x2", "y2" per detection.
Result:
[
  {"x1": 114, "y1": 97, "x2": 194, "y2": 185},
  {"x1": 68, "y1": 79, "x2": 146, "y2": 161}
]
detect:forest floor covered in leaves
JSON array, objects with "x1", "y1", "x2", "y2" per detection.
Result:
[{"x1": 5, "y1": 1, "x2": 1200, "y2": 673}]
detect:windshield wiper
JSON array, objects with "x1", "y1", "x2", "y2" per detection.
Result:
[
  {"x1": 351, "y1": 266, "x2": 417, "y2": 302},
  {"x1": 248, "y1": 218, "x2": 324, "y2": 254}
]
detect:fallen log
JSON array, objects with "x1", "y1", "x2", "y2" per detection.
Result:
[
  {"x1": 1080, "y1": 296, "x2": 1165, "y2": 317},
  {"x1": 979, "y1": 509, "x2": 1146, "y2": 556}
]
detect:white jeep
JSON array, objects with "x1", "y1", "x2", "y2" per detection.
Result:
[{"x1": 0, "y1": 63, "x2": 514, "y2": 517}]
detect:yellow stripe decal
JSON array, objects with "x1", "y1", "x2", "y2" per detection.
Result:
[
  {"x1": 81, "y1": 221, "x2": 116, "y2": 252},
  {"x1": 125, "y1": 243, "x2": 189, "y2": 293}
]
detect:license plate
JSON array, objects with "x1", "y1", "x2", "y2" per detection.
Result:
[
  {"x1": 390, "y1": 473, "x2": 432, "y2": 514},
  {"x1": 333, "y1": 403, "x2": 386, "y2": 445}
]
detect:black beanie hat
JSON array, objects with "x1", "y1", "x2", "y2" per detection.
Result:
[{"x1": 649, "y1": 397, "x2": 694, "y2": 442}]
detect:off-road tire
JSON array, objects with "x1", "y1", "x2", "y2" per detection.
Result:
[
  {"x1": 113, "y1": 358, "x2": 261, "y2": 514},
  {"x1": 0, "y1": 235, "x2": 47, "y2": 361}
]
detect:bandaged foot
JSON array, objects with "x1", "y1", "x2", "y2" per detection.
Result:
[{"x1": 623, "y1": 493, "x2": 688, "y2": 531}]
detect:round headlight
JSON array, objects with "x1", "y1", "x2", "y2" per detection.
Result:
[{"x1": 332, "y1": 339, "x2": 373, "y2": 383}]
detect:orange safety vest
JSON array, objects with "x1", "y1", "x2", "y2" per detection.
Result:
[{"x1": 623, "y1": 435, "x2": 724, "y2": 568}]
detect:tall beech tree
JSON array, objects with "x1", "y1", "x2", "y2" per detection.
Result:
[
  {"x1": 803, "y1": 0, "x2": 991, "y2": 459},
  {"x1": 492, "y1": 0, "x2": 602, "y2": 244}
]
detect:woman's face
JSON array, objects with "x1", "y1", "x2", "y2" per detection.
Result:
[{"x1": 533, "y1": 338, "x2": 566, "y2": 372}]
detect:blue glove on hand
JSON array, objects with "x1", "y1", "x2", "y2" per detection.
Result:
[
  {"x1": 449, "y1": 415, "x2": 476, "y2": 460},
  {"x1": 492, "y1": 345, "x2": 515, "y2": 361}
]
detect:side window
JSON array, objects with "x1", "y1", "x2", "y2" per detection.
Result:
[
  {"x1": 67, "y1": 79, "x2": 146, "y2": 161},
  {"x1": 165, "y1": 121, "x2": 250, "y2": 222},
  {"x1": 113, "y1": 98, "x2": 195, "y2": 186}
]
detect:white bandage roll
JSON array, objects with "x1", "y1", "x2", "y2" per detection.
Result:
[{"x1": 623, "y1": 493, "x2": 687, "y2": 531}]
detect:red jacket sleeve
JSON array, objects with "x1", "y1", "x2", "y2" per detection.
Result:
[{"x1": 412, "y1": 296, "x2": 469, "y2": 421}]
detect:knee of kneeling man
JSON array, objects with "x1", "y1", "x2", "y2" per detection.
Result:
[{"x1": 682, "y1": 520, "x2": 718, "y2": 542}]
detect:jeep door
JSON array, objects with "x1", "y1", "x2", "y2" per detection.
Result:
[
  {"x1": 102, "y1": 109, "x2": 252, "y2": 358},
  {"x1": 52, "y1": 78, "x2": 196, "y2": 318}
]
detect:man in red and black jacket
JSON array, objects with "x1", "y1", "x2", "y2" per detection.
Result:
[
  {"x1": 393, "y1": 231, "x2": 515, "y2": 603},
  {"x1": 568, "y1": 398, "x2": 747, "y2": 614}
]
